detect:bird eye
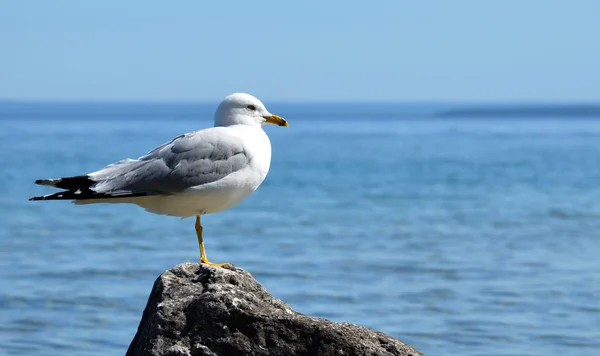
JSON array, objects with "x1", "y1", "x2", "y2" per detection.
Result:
[{"x1": 247, "y1": 105, "x2": 256, "y2": 111}]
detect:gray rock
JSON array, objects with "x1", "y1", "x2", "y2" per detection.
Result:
[{"x1": 127, "y1": 263, "x2": 424, "y2": 356}]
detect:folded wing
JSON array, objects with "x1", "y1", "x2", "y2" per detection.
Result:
[{"x1": 30, "y1": 128, "x2": 249, "y2": 201}]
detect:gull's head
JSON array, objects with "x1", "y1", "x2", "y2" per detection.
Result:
[{"x1": 214, "y1": 93, "x2": 288, "y2": 128}]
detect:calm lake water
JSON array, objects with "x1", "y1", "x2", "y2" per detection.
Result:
[{"x1": 1, "y1": 103, "x2": 599, "y2": 356}]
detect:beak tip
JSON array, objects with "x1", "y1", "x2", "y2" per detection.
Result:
[{"x1": 263, "y1": 114, "x2": 288, "y2": 127}]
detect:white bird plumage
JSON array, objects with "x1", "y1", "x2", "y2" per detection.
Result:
[{"x1": 30, "y1": 93, "x2": 288, "y2": 267}]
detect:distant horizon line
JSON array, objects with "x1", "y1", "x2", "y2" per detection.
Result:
[{"x1": 3, "y1": 99, "x2": 600, "y2": 120}]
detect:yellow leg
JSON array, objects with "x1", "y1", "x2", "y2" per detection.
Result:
[{"x1": 195, "y1": 216, "x2": 231, "y2": 268}]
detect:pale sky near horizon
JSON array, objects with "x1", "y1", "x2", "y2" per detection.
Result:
[{"x1": 1, "y1": 1, "x2": 599, "y2": 102}]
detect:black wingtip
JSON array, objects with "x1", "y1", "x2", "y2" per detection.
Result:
[
  {"x1": 34, "y1": 179, "x2": 43, "y2": 185},
  {"x1": 29, "y1": 196, "x2": 43, "y2": 201}
]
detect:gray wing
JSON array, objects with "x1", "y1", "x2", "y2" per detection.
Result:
[{"x1": 89, "y1": 129, "x2": 249, "y2": 194}]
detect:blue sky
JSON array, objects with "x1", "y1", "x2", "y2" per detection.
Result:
[{"x1": 1, "y1": 1, "x2": 599, "y2": 102}]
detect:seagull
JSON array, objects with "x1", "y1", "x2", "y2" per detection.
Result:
[{"x1": 30, "y1": 93, "x2": 288, "y2": 267}]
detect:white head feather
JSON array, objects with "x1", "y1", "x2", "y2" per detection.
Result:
[{"x1": 214, "y1": 93, "x2": 287, "y2": 128}]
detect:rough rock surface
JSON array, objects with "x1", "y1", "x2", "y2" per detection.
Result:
[{"x1": 127, "y1": 263, "x2": 423, "y2": 356}]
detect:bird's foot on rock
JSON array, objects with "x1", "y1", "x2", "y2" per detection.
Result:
[{"x1": 200, "y1": 258, "x2": 232, "y2": 268}]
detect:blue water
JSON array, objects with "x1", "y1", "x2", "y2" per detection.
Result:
[{"x1": 1, "y1": 103, "x2": 600, "y2": 356}]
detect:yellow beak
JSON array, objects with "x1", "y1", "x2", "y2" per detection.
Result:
[{"x1": 263, "y1": 114, "x2": 289, "y2": 127}]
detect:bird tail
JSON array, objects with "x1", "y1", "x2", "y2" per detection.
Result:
[
  {"x1": 35, "y1": 175, "x2": 94, "y2": 189},
  {"x1": 30, "y1": 190, "x2": 93, "y2": 201},
  {"x1": 29, "y1": 175, "x2": 147, "y2": 201}
]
